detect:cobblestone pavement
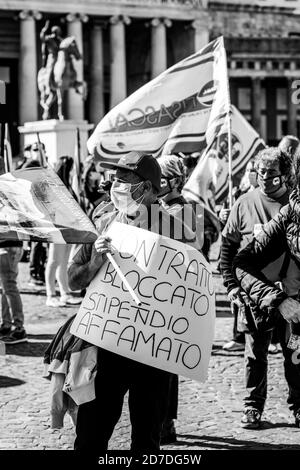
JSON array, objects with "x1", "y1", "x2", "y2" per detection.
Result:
[{"x1": 1, "y1": 257, "x2": 300, "y2": 451}]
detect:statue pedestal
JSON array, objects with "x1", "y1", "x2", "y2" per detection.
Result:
[{"x1": 18, "y1": 119, "x2": 94, "y2": 168}]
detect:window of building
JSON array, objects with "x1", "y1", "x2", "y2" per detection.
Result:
[
  {"x1": 277, "y1": 88, "x2": 287, "y2": 110},
  {"x1": 278, "y1": 119, "x2": 300, "y2": 139},
  {"x1": 261, "y1": 115, "x2": 267, "y2": 142},
  {"x1": 238, "y1": 87, "x2": 251, "y2": 111},
  {"x1": 260, "y1": 87, "x2": 266, "y2": 110},
  {"x1": 0, "y1": 67, "x2": 10, "y2": 83}
]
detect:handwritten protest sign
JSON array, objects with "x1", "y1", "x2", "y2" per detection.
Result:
[{"x1": 71, "y1": 222, "x2": 215, "y2": 382}]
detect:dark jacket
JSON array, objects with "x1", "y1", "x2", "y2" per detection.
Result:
[
  {"x1": 233, "y1": 189, "x2": 300, "y2": 320},
  {"x1": 220, "y1": 187, "x2": 289, "y2": 295}
]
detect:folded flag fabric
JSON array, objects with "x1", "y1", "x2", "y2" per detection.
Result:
[
  {"x1": 0, "y1": 166, "x2": 98, "y2": 244},
  {"x1": 182, "y1": 105, "x2": 266, "y2": 205},
  {"x1": 214, "y1": 105, "x2": 266, "y2": 202}
]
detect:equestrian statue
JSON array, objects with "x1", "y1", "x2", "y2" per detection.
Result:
[{"x1": 37, "y1": 21, "x2": 87, "y2": 120}]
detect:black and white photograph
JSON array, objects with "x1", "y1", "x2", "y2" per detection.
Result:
[{"x1": 0, "y1": 0, "x2": 300, "y2": 465}]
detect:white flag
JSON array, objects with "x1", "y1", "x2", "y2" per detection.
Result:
[
  {"x1": 87, "y1": 36, "x2": 230, "y2": 161},
  {"x1": 183, "y1": 105, "x2": 266, "y2": 204}
]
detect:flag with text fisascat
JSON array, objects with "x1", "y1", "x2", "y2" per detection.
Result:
[{"x1": 87, "y1": 36, "x2": 230, "y2": 161}]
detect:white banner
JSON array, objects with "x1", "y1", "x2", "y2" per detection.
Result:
[
  {"x1": 87, "y1": 37, "x2": 230, "y2": 161},
  {"x1": 214, "y1": 105, "x2": 266, "y2": 201},
  {"x1": 183, "y1": 105, "x2": 266, "y2": 204},
  {"x1": 71, "y1": 222, "x2": 215, "y2": 382}
]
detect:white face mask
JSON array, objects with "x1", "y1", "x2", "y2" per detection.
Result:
[{"x1": 110, "y1": 180, "x2": 144, "y2": 215}]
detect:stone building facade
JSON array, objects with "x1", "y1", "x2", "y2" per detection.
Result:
[{"x1": 0, "y1": 0, "x2": 300, "y2": 153}]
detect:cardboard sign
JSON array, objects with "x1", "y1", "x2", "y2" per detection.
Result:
[{"x1": 71, "y1": 222, "x2": 215, "y2": 382}]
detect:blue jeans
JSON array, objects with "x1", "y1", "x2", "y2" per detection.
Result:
[
  {"x1": 244, "y1": 315, "x2": 300, "y2": 412},
  {"x1": 0, "y1": 247, "x2": 24, "y2": 329}
]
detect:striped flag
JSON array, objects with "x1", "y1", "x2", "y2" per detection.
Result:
[
  {"x1": 182, "y1": 105, "x2": 266, "y2": 205},
  {"x1": 87, "y1": 36, "x2": 230, "y2": 161},
  {"x1": 0, "y1": 166, "x2": 98, "y2": 244}
]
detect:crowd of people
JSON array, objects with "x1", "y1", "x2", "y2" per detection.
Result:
[{"x1": 1, "y1": 134, "x2": 300, "y2": 452}]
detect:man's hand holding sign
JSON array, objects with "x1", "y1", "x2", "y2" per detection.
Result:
[
  {"x1": 71, "y1": 222, "x2": 215, "y2": 382},
  {"x1": 66, "y1": 151, "x2": 216, "y2": 452}
]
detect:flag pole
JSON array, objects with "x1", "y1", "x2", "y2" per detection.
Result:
[
  {"x1": 223, "y1": 35, "x2": 233, "y2": 209},
  {"x1": 36, "y1": 132, "x2": 47, "y2": 167},
  {"x1": 227, "y1": 110, "x2": 233, "y2": 209},
  {"x1": 4, "y1": 123, "x2": 12, "y2": 173},
  {"x1": 76, "y1": 128, "x2": 81, "y2": 189}
]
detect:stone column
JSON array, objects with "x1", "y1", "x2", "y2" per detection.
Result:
[
  {"x1": 66, "y1": 13, "x2": 88, "y2": 120},
  {"x1": 19, "y1": 10, "x2": 42, "y2": 124},
  {"x1": 287, "y1": 77, "x2": 297, "y2": 136},
  {"x1": 151, "y1": 18, "x2": 171, "y2": 79},
  {"x1": 89, "y1": 21, "x2": 105, "y2": 125},
  {"x1": 110, "y1": 15, "x2": 130, "y2": 108},
  {"x1": 251, "y1": 77, "x2": 262, "y2": 134},
  {"x1": 192, "y1": 16, "x2": 209, "y2": 52}
]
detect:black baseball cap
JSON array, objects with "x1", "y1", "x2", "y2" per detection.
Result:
[{"x1": 99, "y1": 152, "x2": 161, "y2": 192}]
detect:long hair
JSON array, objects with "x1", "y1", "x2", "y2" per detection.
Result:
[{"x1": 56, "y1": 156, "x2": 74, "y2": 190}]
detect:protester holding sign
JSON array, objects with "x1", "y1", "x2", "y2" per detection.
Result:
[{"x1": 67, "y1": 152, "x2": 206, "y2": 453}]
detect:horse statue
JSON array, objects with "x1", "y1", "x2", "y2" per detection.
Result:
[{"x1": 37, "y1": 36, "x2": 87, "y2": 120}]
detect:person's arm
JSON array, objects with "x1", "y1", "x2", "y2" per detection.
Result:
[
  {"x1": 220, "y1": 236, "x2": 240, "y2": 294},
  {"x1": 68, "y1": 236, "x2": 112, "y2": 291},
  {"x1": 220, "y1": 200, "x2": 242, "y2": 293},
  {"x1": 40, "y1": 20, "x2": 50, "y2": 41},
  {"x1": 233, "y1": 205, "x2": 290, "y2": 312}
]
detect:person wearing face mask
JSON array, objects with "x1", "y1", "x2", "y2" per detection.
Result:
[
  {"x1": 156, "y1": 153, "x2": 200, "y2": 445},
  {"x1": 220, "y1": 160, "x2": 259, "y2": 352},
  {"x1": 81, "y1": 157, "x2": 111, "y2": 216},
  {"x1": 220, "y1": 147, "x2": 295, "y2": 429},
  {"x1": 67, "y1": 151, "x2": 199, "y2": 453},
  {"x1": 233, "y1": 148, "x2": 300, "y2": 429}
]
